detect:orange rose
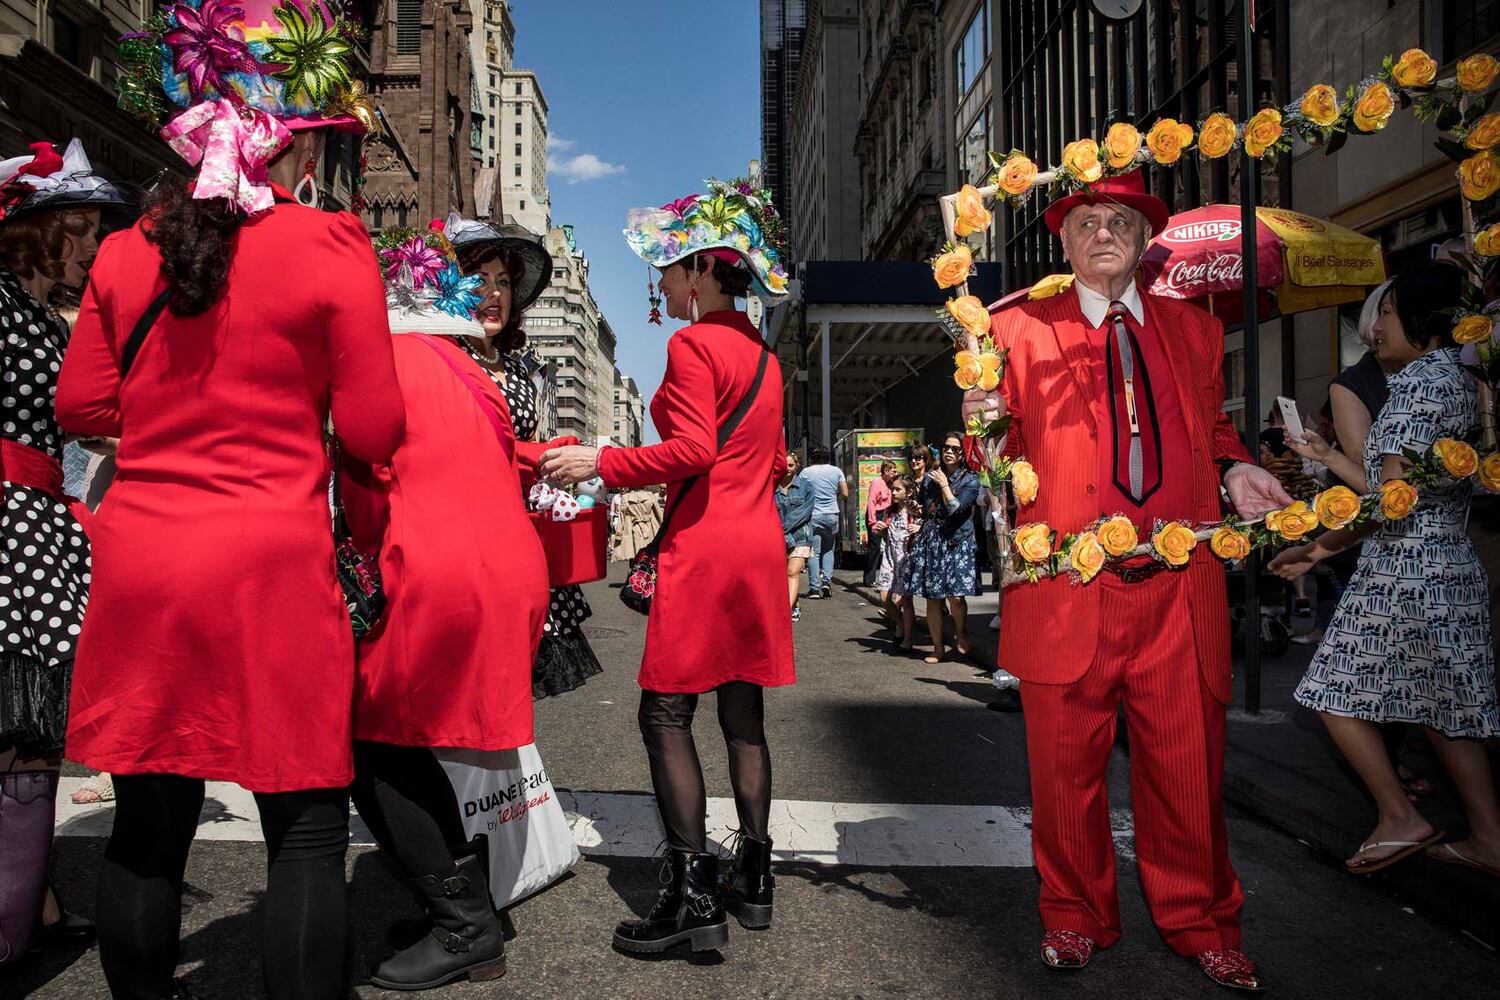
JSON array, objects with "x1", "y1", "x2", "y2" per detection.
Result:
[
  {"x1": 1014, "y1": 522, "x2": 1053, "y2": 565},
  {"x1": 1313, "y1": 486, "x2": 1362, "y2": 531},
  {"x1": 1380, "y1": 480, "x2": 1418, "y2": 520},
  {"x1": 1467, "y1": 113, "x2": 1500, "y2": 150},
  {"x1": 953, "y1": 350, "x2": 984, "y2": 390},
  {"x1": 1243, "y1": 108, "x2": 1283, "y2": 158},
  {"x1": 1009, "y1": 460, "x2": 1039, "y2": 506},
  {"x1": 1265, "y1": 500, "x2": 1319, "y2": 541},
  {"x1": 1453, "y1": 314, "x2": 1494, "y2": 346},
  {"x1": 1097, "y1": 515, "x2": 1139, "y2": 557},
  {"x1": 976, "y1": 351, "x2": 1002, "y2": 391},
  {"x1": 1475, "y1": 224, "x2": 1500, "y2": 257},
  {"x1": 1069, "y1": 531, "x2": 1107, "y2": 583},
  {"x1": 1479, "y1": 453, "x2": 1500, "y2": 493},
  {"x1": 953, "y1": 184, "x2": 992, "y2": 237},
  {"x1": 1352, "y1": 81, "x2": 1395, "y2": 132},
  {"x1": 1392, "y1": 48, "x2": 1438, "y2": 89},
  {"x1": 1103, "y1": 122, "x2": 1143, "y2": 169},
  {"x1": 1209, "y1": 526, "x2": 1252, "y2": 562},
  {"x1": 945, "y1": 294, "x2": 992, "y2": 341},
  {"x1": 1298, "y1": 84, "x2": 1341, "y2": 128},
  {"x1": 1462, "y1": 151, "x2": 1500, "y2": 202},
  {"x1": 1459, "y1": 53, "x2": 1500, "y2": 93},
  {"x1": 1146, "y1": 118, "x2": 1192, "y2": 164},
  {"x1": 994, "y1": 153, "x2": 1038, "y2": 197},
  {"x1": 1152, "y1": 521, "x2": 1198, "y2": 567},
  {"x1": 1434, "y1": 438, "x2": 1480, "y2": 479},
  {"x1": 932, "y1": 245, "x2": 973, "y2": 289},
  {"x1": 1061, "y1": 138, "x2": 1103, "y2": 184},
  {"x1": 1197, "y1": 113, "x2": 1238, "y2": 158}
]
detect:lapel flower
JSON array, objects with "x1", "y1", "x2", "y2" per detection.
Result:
[{"x1": 164, "y1": 0, "x2": 259, "y2": 99}]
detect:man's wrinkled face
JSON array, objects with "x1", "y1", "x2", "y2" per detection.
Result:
[{"x1": 1059, "y1": 202, "x2": 1149, "y2": 290}]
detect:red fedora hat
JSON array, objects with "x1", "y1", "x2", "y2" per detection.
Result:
[{"x1": 1043, "y1": 169, "x2": 1170, "y2": 238}]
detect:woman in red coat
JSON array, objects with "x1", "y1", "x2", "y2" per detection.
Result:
[
  {"x1": 542, "y1": 177, "x2": 794, "y2": 954},
  {"x1": 338, "y1": 223, "x2": 554, "y2": 990},
  {"x1": 55, "y1": 6, "x2": 399, "y2": 998}
]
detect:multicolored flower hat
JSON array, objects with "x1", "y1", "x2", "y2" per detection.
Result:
[
  {"x1": 0, "y1": 140, "x2": 126, "y2": 224},
  {"x1": 623, "y1": 176, "x2": 790, "y2": 304},
  {"x1": 375, "y1": 224, "x2": 487, "y2": 339}
]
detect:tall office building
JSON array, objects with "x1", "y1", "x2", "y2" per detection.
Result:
[
  {"x1": 500, "y1": 68, "x2": 552, "y2": 234},
  {"x1": 526, "y1": 227, "x2": 618, "y2": 443},
  {"x1": 760, "y1": 0, "x2": 807, "y2": 257}
]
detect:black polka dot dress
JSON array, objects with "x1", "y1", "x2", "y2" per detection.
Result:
[
  {"x1": 0, "y1": 269, "x2": 90, "y2": 756},
  {"x1": 455, "y1": 341, "x2": 601, "y2": 699}
]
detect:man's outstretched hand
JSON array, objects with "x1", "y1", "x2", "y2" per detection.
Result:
[{"x1": 1223, "y1": 462, "x2": 1295, "y2": 520}]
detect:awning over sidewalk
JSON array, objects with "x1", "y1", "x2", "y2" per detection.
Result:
[{"x1": 768, "y1": 261, "x2": 1003, "y2": 447}]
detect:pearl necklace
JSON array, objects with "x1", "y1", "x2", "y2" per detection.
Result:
[{"x1": 463, "y1": 337, "x2": 501, "y2": 365}]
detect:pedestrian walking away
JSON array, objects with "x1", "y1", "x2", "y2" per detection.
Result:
[{"x1": 799, "y1": 444, "x2": 847, "y2": 599}]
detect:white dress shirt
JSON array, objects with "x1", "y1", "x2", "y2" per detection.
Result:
[{"x1": 1073, "y1": 277, "x2": 1145, "y2": 328}]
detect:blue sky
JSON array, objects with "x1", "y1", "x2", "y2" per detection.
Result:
[{"x1": 509, "y1": 0, "x2": 761, "y2": 443}]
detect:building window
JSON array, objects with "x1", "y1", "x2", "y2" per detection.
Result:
[
  {"x1": 397, "y1": 205, "x2": 409, "y2": 228},
  {"x1": 49, "y1": 13, "x2": 88, "y2": 72},
  {"x1": 488, "y1": 136, "x2": 495, "y2": 150},
  {"x1": 520, "y1": 199, "x2": 526, "y2": 210},
  {"x1": 514, "y1": 142, "x2": 522, "y2": 156},
  {"x1": 489, "y1": 72, "x2": 497, "y2": 87},
  {"x1": 514, "y1": 81, "x2": 523, "y2": 95},
  {"x1": 514, "y1": 121, "x2": 522, "y2": 136},
  {"x1": 514, "y1": 103, "x2": 522, "y2": 114},
  {"x1": 1446, "y1": 1, "x2": 1500, "y2": 57},
  {"x1": 488, "y1": 94, "x2": 496, "y2": 108},
  {"x1": 396, "y1": 0, "x2": 422, "y2": 55},
  {"x1": 954, "y1": 5, "x2": 988, "y2": 98},
  {"x1": 514, "y1": 162, "x2": 522, "y2": 176},
  {"x1": 957, "y1": 107, "x2": 990, "y2": 185},
  {"x1": 372, "y1": 204, "x2": 384, "y2": 228},
  {"x1": 488, "y1": 115, "x2": 495, "y2": 129}
]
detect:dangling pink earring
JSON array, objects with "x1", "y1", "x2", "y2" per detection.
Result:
[{"x1": 647, "y1": 269, "x2": 663, "y2": 325}]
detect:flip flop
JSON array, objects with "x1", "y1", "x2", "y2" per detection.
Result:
[
  {"x1": 1345, "y1": 830, "x2": 1445, "y2": 874},
  {"x1": 70, "y1": 772, "x2": 115, "y2": 805},
  {"x1": 1425, "y1": 842, "x2": 1500, "y2": 878}
]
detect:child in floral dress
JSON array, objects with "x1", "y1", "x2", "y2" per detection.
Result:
[{"x1": 879, "y1": 479, "x2": 921, "y2": 651}]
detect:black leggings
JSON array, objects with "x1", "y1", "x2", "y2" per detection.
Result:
[
  {"x1": 97, "y1": 774, "x2": 349, "y2": 1000},
  {"x1": 349, "y1": 741, "x2": 467, "y2": 878},
  {"x1": 639, "y1": 681, "x2": 771, "y2": 854}
]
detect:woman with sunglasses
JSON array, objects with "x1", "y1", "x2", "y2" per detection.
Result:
[{"x1": 903, "y1": 433, "x2": 981, "y2": 664}]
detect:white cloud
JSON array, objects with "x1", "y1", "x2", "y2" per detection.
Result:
[
  {"x1": 547, "y1": 148, "x2": 626, "y2": 184},
  {"x1": 546, "y1": 135, "x2": 575, "y2": 152}
]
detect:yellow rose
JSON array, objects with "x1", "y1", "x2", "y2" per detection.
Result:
[
  {"x1": 1152, "y1": 521, "x2": 1199, "y2": 567},
  {"x1": 1015, "y1": 522, "x2": 1053, "y2": 565},
  {"x1": 1103, "y1": 122, "x2": 1143, "y2": 170},
  {"x1": 1209, "y1": 526, "x2": 1252, "y2": 562},
  {"x1": 1298, "y1": 84, "x2": 1341, "y2": 128},
  {"x1": 994, "y1": 154, "x2": 1038, "y2": 197},
  {"x1": 1146, "y1": 118, "x2": 1191, "y2": 164},
  {"x1": 1380, "y1": 480, "x2": 1418, "y2": 520},
  {"x1": 932, "y1": 245, "x2": 973, "y2": 289},
  {"x1": 1459, "y1": 53, "x2": 1500, "y2": 93},
  {"x1": 953, "y1": 184, "x2": 992, "y2": 238},
  {"x1": 1313, "y1": 486, "x2": 1363, "y2": 531},
  {"x1": 1097, "y1": 515, "x2": 1139, "y2": 557},
  {"x1": 1392, "y1": 48, "x2": 1438, "y2": 89},
  {"x1": 1197, "y1": 113, "x2": 1238, "y2": 158},
  {"x1": 1479, "y1": 453, "x2": 1500, "y2": 493},
  {"x1": 1061, "y1": 138, "x2": 1103, "y2": 184},
  {"x1": 1434, "y1": 438, "x2": 1480, "y2": 479},
  {"x1": 1453, "y1": 314, "x2": 1494, "y2": 346},
  {"x1": 945, "y1": 294, "x2": 992, "y2": 340},
  {"x1": 1475, "y1": 224, "x2": 1500, "y2": 257},
  {"x1": 1462, "y1": 151, "x2": 1500, "y2": 202},
  {"x1": 1265, "y1": 500, "x2": 1318, "y2": 541},
  {"x1": 1243, "y1": 108, "x2": 1284, "y2": 158},
  {"x1": 1467, "y1": 113, "x2": 1500, "y2": 150},
  {"x1": 977, "y1": 351, "x2": 1002, "y2": 391},
  {"x1": 1009, "y1": 460, "x2": 1039, "y2": 506},
  {"x1": 953, "y1": 350, "x2": 983, "y2": 390},
  {"x1": 1352, "y1": 81, "x2": 1395, "y2": 132},
  {"x1": 1069, "y1": 531, "x2": 1107, "y2": 583}
]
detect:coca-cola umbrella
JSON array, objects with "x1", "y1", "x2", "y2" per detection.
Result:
[{"x1": 1139, "y1": 205, "x2": 1387, "y2": 321}]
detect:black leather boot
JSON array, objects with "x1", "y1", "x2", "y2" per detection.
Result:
[
  {"x1": 613, "y1": 851, "x2": 729, "y2": 954},
  {"x1": 720, "y1": 832, "x2": 775, "y2": 929},
  {"x1": 368, "y1": 853, "x2": 506, "y2": 991}
]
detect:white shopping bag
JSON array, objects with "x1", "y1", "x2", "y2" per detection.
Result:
[{"x1": 434, "y1": 743, "x2": 580, "y2": 909}]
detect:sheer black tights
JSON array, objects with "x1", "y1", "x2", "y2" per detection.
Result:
[
  {"x1": 638, "y1": 681, "x2": 772, "y2": 853},
  {"x1": 349, "y1": 740, "x2": 467, "y2": 878}
]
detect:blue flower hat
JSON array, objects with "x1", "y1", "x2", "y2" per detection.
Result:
[{"x1": 373, "y1": 225, "x2": 486, "y2": 339}]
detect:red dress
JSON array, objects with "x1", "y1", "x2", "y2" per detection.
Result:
[
  {"x1": 56, "y1": 193, "x2": 404, "y2": 793},
  {"x1": 597, "y1": 311, "x2": 794, "y2": 693},
  {"x1": 340, "y1": 334, "x2": 548, "y2": 750}
]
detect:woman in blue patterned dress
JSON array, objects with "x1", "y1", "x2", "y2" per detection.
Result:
[
  {"x1": 902, "y1": 432, "x2": 980, "y2": 664},
  {"x1": 1272, "y1": 264, "x2": 1500, "y2": 879}
]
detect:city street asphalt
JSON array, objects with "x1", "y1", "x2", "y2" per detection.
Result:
[{"x1": 10, "y1": 568, "x2": 1498, "y2": 999}]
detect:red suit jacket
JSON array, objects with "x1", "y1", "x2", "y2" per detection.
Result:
[{"x1": 989, "y1": 287, "x2": 1251, "y2": 703}]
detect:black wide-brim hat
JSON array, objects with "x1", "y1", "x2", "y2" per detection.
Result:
[
  {"x1": 1, "y1": 139, "x2": 129, "y2": 227},
  {"x1": 445, "y1": 215, "x2": 552, "y2": 312}
]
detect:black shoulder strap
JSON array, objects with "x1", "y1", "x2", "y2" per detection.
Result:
[{"x1": 119, "y1": 287, "x2": 173, "y2": 379}]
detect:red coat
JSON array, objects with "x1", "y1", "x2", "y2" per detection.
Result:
[
  {"x1": 341, "y1": 334, "x2": 549, "y2": 749},
  {"x1": 598, "y1": 311, "x2": 794, "y2": 693},
  {"x1": 56, "y1": 194, "x2": 404, "y2": 792},
  {"x1": 990, "y1": 287, "x2": 1251, "y2": 702}
]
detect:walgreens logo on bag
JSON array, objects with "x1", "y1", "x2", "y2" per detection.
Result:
[{"x1": 464, "y1": 768, "x2": 552, "y2": 825}]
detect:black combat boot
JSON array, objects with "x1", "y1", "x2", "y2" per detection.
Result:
[
  {"x1": 368, "y1": 853, "x2": 506, "y2": 991},
  {"x1": 720, "y1": 832, "x2": 775, "y2": 929},
  {"x1": 613, "y1": 851, "x2": 729, "y2": 954}
]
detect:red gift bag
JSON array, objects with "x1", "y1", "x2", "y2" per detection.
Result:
[{"x1": 528, "y1": 507, "x2": 608, "y2": 586}]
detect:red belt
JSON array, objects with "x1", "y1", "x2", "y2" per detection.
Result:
[{"x1": 1, "y1": 438, "x2": 91, "y2": 532}]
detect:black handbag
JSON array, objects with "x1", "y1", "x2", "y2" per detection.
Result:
[
  {"x1": 620, "y1": 346, "x2": 771, "y2": 615},
  {"x1": 120, "y1": 287, "x2": 384, "y2": 639}
]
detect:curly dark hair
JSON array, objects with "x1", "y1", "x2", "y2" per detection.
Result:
[
  {"x1": 142, "y1": 184, "x2": 244, "y2": 317},
  {"x1": 0, "y1": 208, "x2": 96, "y2": 286},
  {"x1": 457, "y1": 243, "x2": 529, "y2": 353},
  {"x1": 685, "y1": 253, "x2": 753, "y2": 298}
]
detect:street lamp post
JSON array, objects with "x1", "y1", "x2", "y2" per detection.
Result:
[{"x1": 1239, "y1": 0, "x2": 1262, "y2": 713}]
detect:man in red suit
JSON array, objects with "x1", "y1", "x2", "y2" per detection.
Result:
[{"x1": 983, "y1": 171, "x2": 1290, "y2": 992}]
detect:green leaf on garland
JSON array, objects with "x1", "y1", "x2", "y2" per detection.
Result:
[{"x1": 1436, "y1": 136, "x2": 1471, "y2": 164}]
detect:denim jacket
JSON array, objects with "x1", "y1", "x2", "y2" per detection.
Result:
[
  {"x1": 776, "y1": 479, "x2": 815, "y2": 548},
  {"x1": 919, "y1": 468, "x2": 979, "y2": 543}
]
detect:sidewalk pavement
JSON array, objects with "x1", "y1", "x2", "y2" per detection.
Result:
[{"x1": 837, "y1": 569, "x2": 1500, "y2": 949}]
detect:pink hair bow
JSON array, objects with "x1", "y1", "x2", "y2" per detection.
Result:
[{"x1": 161, "y1": 99, "x2": 292, "y2": 215}]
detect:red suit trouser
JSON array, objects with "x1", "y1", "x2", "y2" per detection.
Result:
[{"x1": 1020, "y1": 571, "x2": 1244, "y2": 955}]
